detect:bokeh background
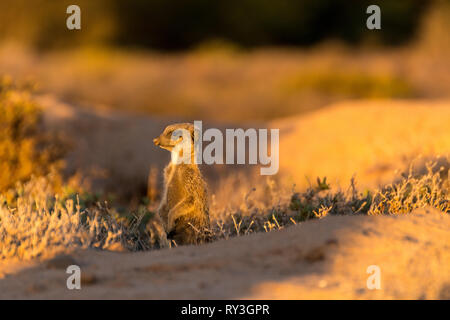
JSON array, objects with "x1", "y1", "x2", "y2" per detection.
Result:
[
  {"x1": 0, "y1": 0, "x2": 448, "y2": 120},
  {"x1": 0, "y1": 0, "x2": 431, "y2": 49}
]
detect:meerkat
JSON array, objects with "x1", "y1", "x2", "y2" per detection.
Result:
[{"x1": 152, "y1": 123, "x2": 210, "y2": 245}]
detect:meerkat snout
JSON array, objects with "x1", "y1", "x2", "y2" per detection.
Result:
[{"x1": 153, "y1": 123, "x2": 195, "y2": 152}]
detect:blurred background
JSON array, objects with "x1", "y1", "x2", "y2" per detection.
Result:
[
  {"x1": 0, "y1": 0, "x2": 432, "y2": 50},
  {"x1": 0, "y1": 0, "x2": 448, "y2": 120},
  {"x1": 0, "y1": 0, "x2": 449, "y2": 207}
]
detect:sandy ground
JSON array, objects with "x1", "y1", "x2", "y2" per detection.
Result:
[{"x1": 0, "y1": 207, "x2": 448, "y2": 299}]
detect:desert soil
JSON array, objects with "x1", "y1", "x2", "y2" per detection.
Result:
[{"x1": 0, "y1": 207, "x2": 449, "y2": 299}]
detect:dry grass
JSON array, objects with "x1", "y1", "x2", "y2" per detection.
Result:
[
  {"x1": 370, "y1": 161, "x2": 450, "y2": 215},
  {"x1": 208, "y1": 159, "x2": 449, "y2": 241},
  {"x1": 0, "y1": 177, "x2": 120, "y2": 260},
  {"x1": 0, "y1": 175, "x2": 159, "y2": 260},
  {"x1": 1, "y1": 156, "x2": 447, "y2": 261}
]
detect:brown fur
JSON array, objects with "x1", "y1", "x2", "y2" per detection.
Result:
[{"x1": 153, "y1": 123, "x2": 210, "y2": 245}]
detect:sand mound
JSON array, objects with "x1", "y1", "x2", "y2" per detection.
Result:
[
  {"x1": 273, "y1": 99, "x2": 450, "y2": 189},
  {"x1": 1, "y1": 207, "x2": 448, "y2": 299}
]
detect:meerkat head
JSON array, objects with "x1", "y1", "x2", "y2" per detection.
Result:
[{"x1": 154, "y1": 123, "x2": 198, "y2": 164}]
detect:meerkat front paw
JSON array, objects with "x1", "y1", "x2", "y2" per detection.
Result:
[
  {"x1": 157, "y1": 232, "x2": 171, "y2": 248},
  {"x1": 167, "y1": 214, "x2": 178, "y2": 232},
  {"x1": 147, "y1": 214, "x2": 170, "y2": 249}
]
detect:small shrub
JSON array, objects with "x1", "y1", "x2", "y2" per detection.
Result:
[
  {"x1": 369, "y1": 162, "x2": 450, "y2": 215},
  {"x1": 0, "y1": 77, "x2": 66, "y2": 192},
  {"x1": 0, "y1": 176, "x2": 160, "y2": 260},
  {"x1": 0, "y1": 177, "x2": 121, "y2": 260},
  {"x1": 211, "y1": 161, "x2": 448, "y2": 242}
]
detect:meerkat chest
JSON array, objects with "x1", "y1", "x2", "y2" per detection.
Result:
[{"x1": 164, "y1": 165, "x2": 186, "y2": 205}]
